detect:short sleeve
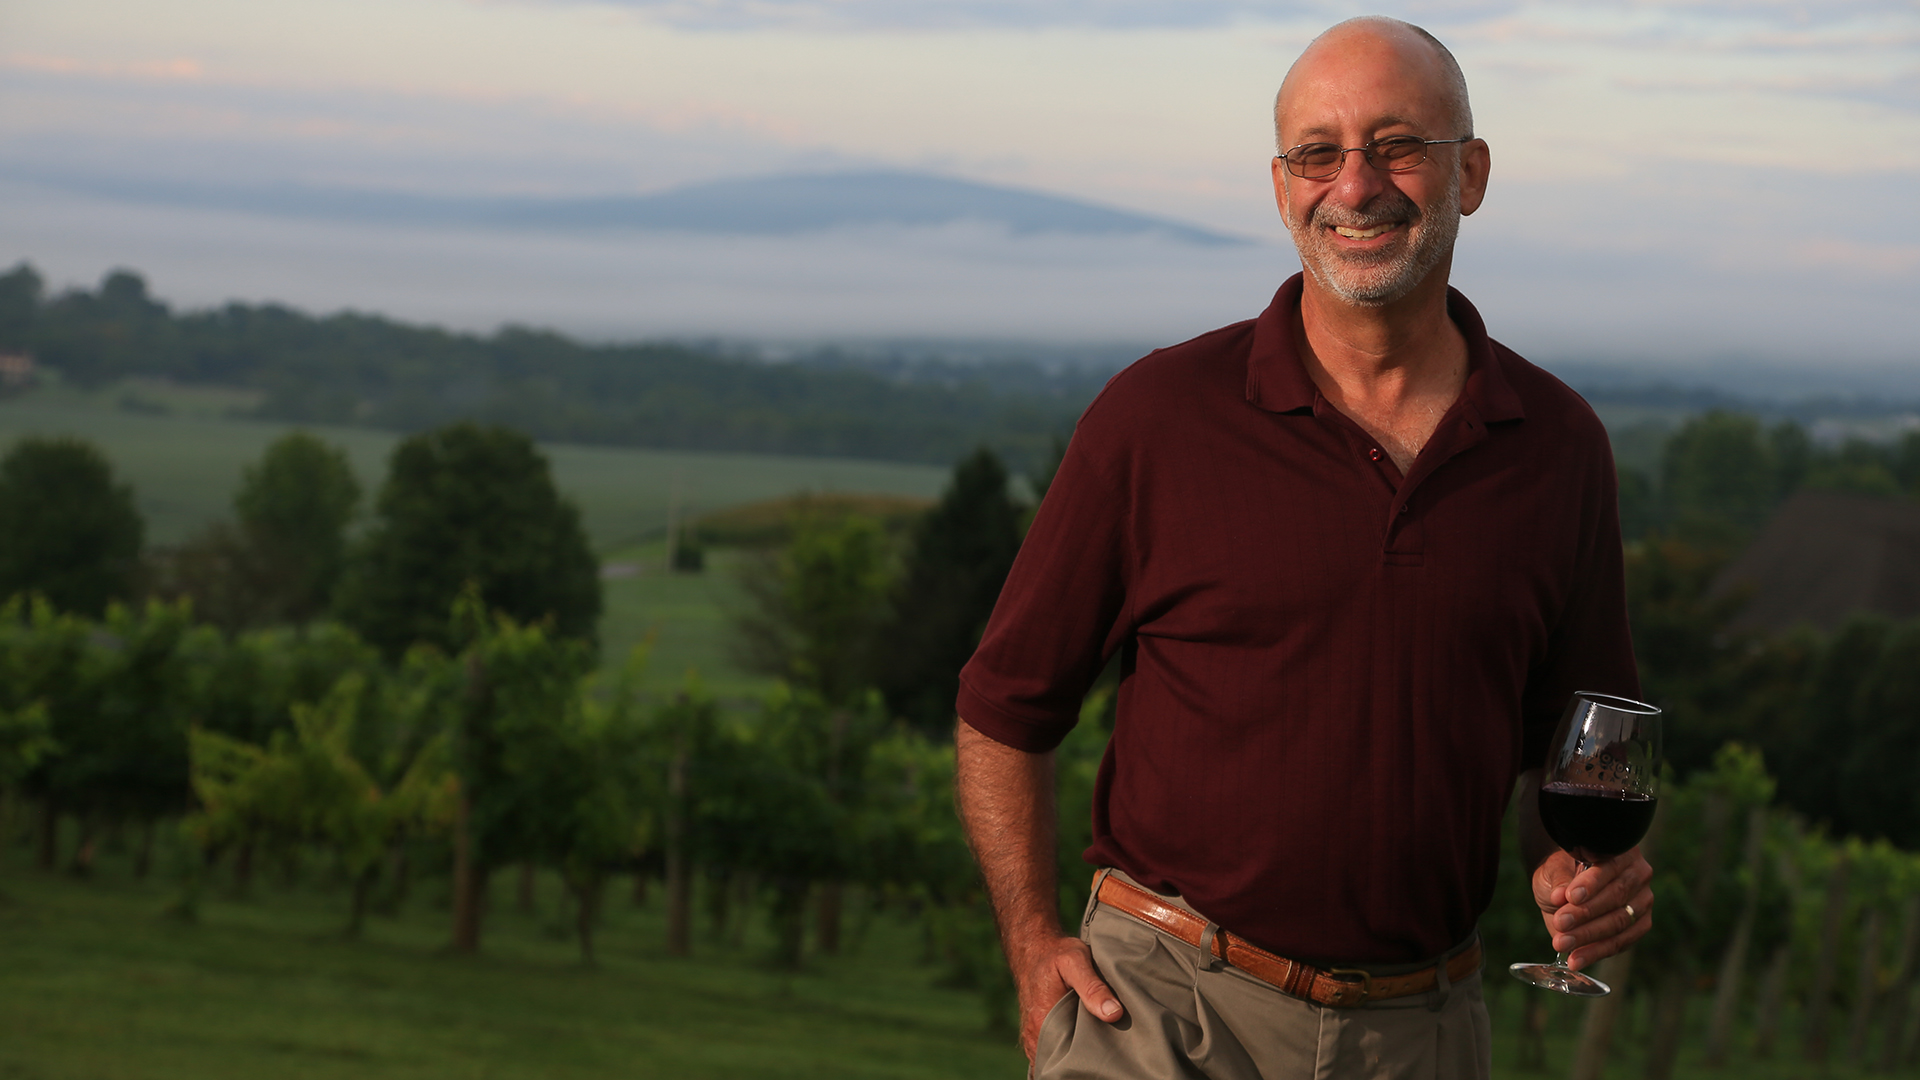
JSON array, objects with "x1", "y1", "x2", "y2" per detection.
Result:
[{"x1": 956, "y1": 423, "x2": 1132, "y2": 753}]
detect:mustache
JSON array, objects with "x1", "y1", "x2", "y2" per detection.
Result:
[{"x1": 1308, "y1": 190, "x2": 1422, "y2": 230}]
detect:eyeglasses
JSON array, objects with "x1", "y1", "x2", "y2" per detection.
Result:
[{"x1": 1276, "y1": 135, "x2": 1473, "y2": 180}]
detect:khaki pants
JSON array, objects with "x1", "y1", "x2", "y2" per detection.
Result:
[{"x1": 1033, "y1": 873, "x2": 1491, "y2": 1080}]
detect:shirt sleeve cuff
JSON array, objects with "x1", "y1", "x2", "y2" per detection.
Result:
[{"x1": 954, "y1": 681, "x2": 1077, "y2": 753}]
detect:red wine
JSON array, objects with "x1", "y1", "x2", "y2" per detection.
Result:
[{"x1": 1539, "y1": 782, "x2": 1656, "y2": 860}]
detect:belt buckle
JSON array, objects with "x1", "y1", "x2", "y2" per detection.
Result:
[{"x1": 1327, "y1": 968, "x2": 1373, "y2": 1006}]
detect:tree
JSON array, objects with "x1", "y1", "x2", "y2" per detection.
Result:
[
  {"x1": 232, "y1": 431, "x2": 361, "y2": 623},
  {"x1": 440, "y1": 593, "x2": 598, "y2": 953},
  {"x1": 0, "y1": 436, "x2": 144, "y2": 616},
  {"x1": 875, "y1": 447, "x2": 1022, "y2": 733},
  {"x1": 188, "y1": 672, "x2": 457, "y2": 935},
  {"x1": 334, "y1": 423, "x2": 600, "y2": 659},
  {"x1": 732, "y1": 508, "x2": 894, "y2": 706},
  {"x1": 0, "y1": 262, "x2": 43, "y2": 352},
  {"x1": 13, "y1": 599, "x2": 207, "y2": 874},
  {"x1": 1660, "y1": 411, "x2": 1780, "y2": 545}
]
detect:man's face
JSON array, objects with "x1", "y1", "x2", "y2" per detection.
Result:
[{"x1": 1271, "y1": 29, "x2": 1487, "y2": 308}]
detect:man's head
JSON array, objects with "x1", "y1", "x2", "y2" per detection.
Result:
[{"x1": 1270, "y1": 17, "x2": 1489, "y2": 308}]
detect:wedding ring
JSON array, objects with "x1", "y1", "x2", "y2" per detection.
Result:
[{"x1": 1624, "y1": 904, "x2": 1637, "y2": 922}]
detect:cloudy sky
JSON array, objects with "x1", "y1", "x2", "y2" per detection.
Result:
[{"x1": 1, "y1": 0, "x2": 1916, "y2": 385}]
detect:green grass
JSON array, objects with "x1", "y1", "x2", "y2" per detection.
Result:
[
  {"x1": 0, "y1": 837, "x2": 1905, "y2": 1080},
  {"x1": 596, "y1": 544, "x2": 774, "y2": 702},
  {"x1": 0, "y1": 386, "x2": 950, "y2": 549},
  {"x1": 0, "y1": 841, "x2": 1025, "y2": 1080}
]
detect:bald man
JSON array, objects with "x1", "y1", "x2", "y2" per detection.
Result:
[{"x1": 955, "y1": 17, "x2": 1655, "y2": 1080}]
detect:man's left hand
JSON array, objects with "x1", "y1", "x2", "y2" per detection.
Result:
[{"x1": 1530, "y1": 847, "x2": 1653, "y2": 971}]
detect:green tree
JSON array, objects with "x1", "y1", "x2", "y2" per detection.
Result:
[
  {"x1": 35, "y1": 269, "x2": 174, "y2": 387},
  {"x1": 876, "y1": 447, "x2": 1023, "y2": 733},
  {"x1": 188, "y1": 672, "x2": 457, "y2": 935},
  {"x1": 0, "y1": 262, "x2": 43, "y2": 352},
  {"x1": 732, "y1": 509, "x2": 894, "y2": 706},
  {"x1": 1803, "y1": 438, "x2": 1902, "y2": 498},
  {"x1": 1661, "y1": 411, "x2": 1780, "y2": 545},
  {"x1": 19, "y1": 600, "x2": 208, "y2": 874},
  {"x1": 334, "y1": 423, "x2": 600, "y2": 659},
  {"x1": 232, "y1": 431, "x2": 361, "y2": 623},
  {"x1": 440, "y1": 594, "x2": 598, "y2": 953},
  {"x1": 0, "y1": 436, "x2": 144, "y2": 616}
]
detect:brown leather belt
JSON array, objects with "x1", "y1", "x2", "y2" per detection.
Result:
[{"x1": 1094, "y1": 872, "x2": 1481, "y2": 1008}]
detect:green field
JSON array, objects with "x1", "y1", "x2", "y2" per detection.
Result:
[
  {"x1": 0, "y1": 386, "x2": 950, "y2": 550},
  {"x1": 0, "y1": 837, "x2": 1026, "y2": 1080},
  {"x1": 0, "y1": 839, "x2": 1891, "y2": 1080},
  {"x1": 0, "y1": 386, "x2": 952, "y2": 699}
]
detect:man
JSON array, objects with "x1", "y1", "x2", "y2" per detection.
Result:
[{"x1": 954, "y1": 17, "x2": 1654, "y2": 1080}]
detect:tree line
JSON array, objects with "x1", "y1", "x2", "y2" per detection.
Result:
[
  {"x1": 0, "y1": 263, "x2": 1081, "y2": 471},
  {"x1": 1617, "y1": 409, "x2": 1920, "y2": 545}
]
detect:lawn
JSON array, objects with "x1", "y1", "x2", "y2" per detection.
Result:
[
  {"x1": 596, "y1": 543, "x2": 774, "y2": 702},
  {"x1": 0, "y1": 840, "x2": 1026, "y2": 1080},
  {"x1": 0, "y1": 836, "x2": 1895, "y2": 1080}
]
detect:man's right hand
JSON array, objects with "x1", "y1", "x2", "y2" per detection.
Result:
[
  {"x1": 954, "y1": 719, "x2": 1128, "y2": 1062},
  {"x1": 1015, "y1": 933, "x2": 1126, "y2": 1059}
]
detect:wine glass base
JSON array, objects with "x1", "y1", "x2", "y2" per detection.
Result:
[{"x1": 1508, "y1": 961, "x2": 1610, "y2": 996}]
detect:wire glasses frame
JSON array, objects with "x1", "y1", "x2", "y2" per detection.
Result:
[{"x1": 1276, "y1": 135, "x2": 1474, "y2": 180}]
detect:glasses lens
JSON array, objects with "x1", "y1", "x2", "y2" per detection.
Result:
[
  {"x1": 1371, "y1": 137, "x2": 1429, "y2": 171},
  {"x1": 1288, "y1": 144, "x2": 1343, "y2": 178}
]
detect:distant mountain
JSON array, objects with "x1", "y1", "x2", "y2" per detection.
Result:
[{"x1": 19, "y1": 167, "x2": 1249, "y2": 246}]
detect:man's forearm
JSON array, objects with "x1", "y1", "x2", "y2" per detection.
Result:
[{"x1": 954, "y1": 718, "x2": 1062, "y2": 964}]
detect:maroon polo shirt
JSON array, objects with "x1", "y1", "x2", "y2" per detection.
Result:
[{"x1": 957, "y1": 274, "x2": 1638, "y2": 965}]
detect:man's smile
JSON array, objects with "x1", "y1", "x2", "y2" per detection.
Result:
[{"x1": 1333, "y1": 223, "x2": 1397, "y2": 240}]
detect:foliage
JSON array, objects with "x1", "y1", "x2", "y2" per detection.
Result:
[
  {"x1": 2, "y1": 262, "x2": 1081, "y2": 470},
  {"x1": 9, "y1": 599, "x2": 210, "y2": 836},
  {"x1": 187, "y1": 672, "x2": 457, "y2": 934},
  {"x1": 0, "y1": 435, "x2": 144, "y2": 615},
  {"x1": 1775, "y1": 615, "x2": 1920, "y2": 848},
  {"x1": 1630, "y1": 744, "x2": 1784, "y2": 983},
  {"x1": 1628, "y1": 412, "x2": 1920, "y2": 546},
  {"x1": 152, "y1": 432, "x2": 362, "y2": 629},
  {"x1": 731, "y1": 510, "x2": 894, "y2": 706},
  {"x1": 233, "y1": 431, "x2": 361, "y2": 622},
  {"x1": 875, "y1": 447, "x2": 1024, "y2": 735},
  {"x1": 0, "y1": 701, "x2": 52, "y2": 790},
  {"x1": 433, "y1": 592, "x2": 658, "y2": 958},
  {"x1": 334, "y1": 422, "x2": 601, "y2": 659}
]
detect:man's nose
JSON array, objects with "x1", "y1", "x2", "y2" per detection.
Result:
[{"x1": 1328, "y1": 147, "x2": 1390, "y2": 202}]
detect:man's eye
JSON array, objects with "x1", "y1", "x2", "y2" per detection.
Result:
[
  {"x1": 1372, "y1": 137, "x2": 1426, "y2": 160},
  {"x1": 1292, "y1": 144, "x2": 1341, "y2": 165}
]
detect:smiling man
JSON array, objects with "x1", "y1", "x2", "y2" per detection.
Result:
[{"x1": 954, "y1": 17, "x2": 1654, "y2": 1080}]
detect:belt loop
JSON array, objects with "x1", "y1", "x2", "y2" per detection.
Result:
[
  {"x1": 1197, "y1": 921, "x2": 1226, "y2": 972},
  {"x1": 1085, "y1": 868, "x2": 1115, "y2": 936},
  {"x1": 1428, "y1": 947, "x2": 1453, "y2": 1012}
]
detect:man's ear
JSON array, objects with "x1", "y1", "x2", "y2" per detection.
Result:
[
  {"x1": 1269, "y1": 157, "x2": 1294, "y2": 227},
  {"x1": 1459, "y1": 139, "x2": 1491, "y2": 217}
]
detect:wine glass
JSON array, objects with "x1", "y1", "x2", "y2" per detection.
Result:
[{"x1": 1508, "y1": 691, "x2": 1662, "y2": 996}]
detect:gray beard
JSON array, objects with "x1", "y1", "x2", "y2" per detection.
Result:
[{"x1": 1286, "y1": 171, "x2": 1462, "y2": 307}]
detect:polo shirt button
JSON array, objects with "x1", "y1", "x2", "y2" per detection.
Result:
[
  {"x1": 1369, "y1": 448, "x2": 1383, "y2": 461},
  {"x1": 1400, "y1": 503, "x2": 1410, "y2": 515}
]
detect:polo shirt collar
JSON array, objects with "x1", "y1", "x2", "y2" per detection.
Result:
[{"x1": 1246, "y1": 272, "x2": 1527, "y2": 425}]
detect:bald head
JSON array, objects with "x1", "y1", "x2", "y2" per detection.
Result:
[{"x1": 1273, "y1": 17, "x2": 1472, "y2": 154}]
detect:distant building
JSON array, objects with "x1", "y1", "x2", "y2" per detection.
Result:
[
  {"x1": 1712, "y1": 489, "x2": 1920, "y2": 634},
  {"x1": 0, "y1": 353, "x2": 32, "y2": 392}
]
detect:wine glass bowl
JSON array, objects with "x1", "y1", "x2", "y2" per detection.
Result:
[{"x1": 1510, "y1": 691, "x2": 1662, "y2": 997}]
